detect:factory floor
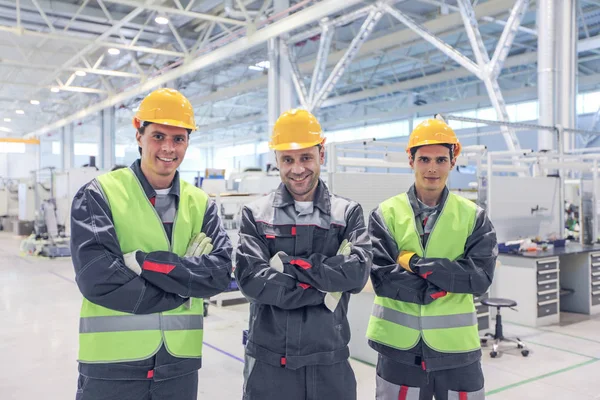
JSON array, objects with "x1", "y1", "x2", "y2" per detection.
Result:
[{"x1": 1, "y1": 231, "x2": 600, "y2": 400}]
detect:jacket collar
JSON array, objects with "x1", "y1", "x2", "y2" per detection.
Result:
[
  {"x1": 130, "y1": 159, "x2": 180, "y2": 199},
  {"x1": 273, "y1": 179, "x2": 331, "y2": 215},
  {"x1": 407, "y1": 184, "x2": 448, "y2": 216}
]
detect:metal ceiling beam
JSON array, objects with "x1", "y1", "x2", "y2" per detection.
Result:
[
  {"x1": 308, "y1": 20, "x2": 334, "y2": 105},
  {"x1": 23, "y1": 0, "x2": 366, "y2": 138},
  {"x1": 456, "y1": 0, "x2": 521, "y2": 152},
  {"x1": 488, "y1": 0, "x2": 529, "y2": 79},
  {"x1": 0, "y1": 58, "x2": 141, "y2": 78},
  {"x1": 382, "y1": 4, "x2": 482, "y2": 79},
  {"x1": 311, "y1": 4, "x2": 384, "y2": 111},
  {"x1": 0, "y1": 26, "x2": 186, "y2": 57},
  {"x1": 102, "y1": 0, "x2": 248, "y2": 26},
  {"x1": 183, "y1": 0, "x2": 531, "y2": 110}
]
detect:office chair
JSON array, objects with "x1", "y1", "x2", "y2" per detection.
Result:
[{"x1": 480, "y1": 298, "x2": 529, "y2": 358}]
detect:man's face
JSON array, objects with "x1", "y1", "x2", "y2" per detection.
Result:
[
  {"x1": 409, "y1": 144, "x2": 455, "y2": 194},
  {"x1": 276, "y1": 146, "x2": 324, "y2": 200},
  {"x1": 136, "y1": 123, "x2": 189, "y2": 179}
]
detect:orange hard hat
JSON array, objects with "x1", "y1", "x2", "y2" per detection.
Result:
[
  {"x1": 269, "y1": 109, "x2": 325, "y2": 151},
  {"x1": 406, "y1": 118, "x2": 461, "y2": 158},
  {"x1": 132, "y1": 88, "x2": 196, "y2": 131}
]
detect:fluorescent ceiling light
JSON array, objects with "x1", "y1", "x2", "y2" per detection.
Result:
[
  {"x1": 30, "y1": 100, "x2": 40, "y2": 105},
  {"x1": 3, "y1": 118, "x2": 11, "y2": 122},
  {"x1": 155, "y1": 16, "x2": 169, "y2": 25},
  {"x1": 248, "y1": 60, "x2": 270, "y2": 71},
  {"x1": 15, "y1": 110, "x2": 24, "y2": 115},
  {"x1": 50, "y1": 87, "x2": 60, "y2": 93},
  {"x1": 0, "y1": 127, "x2": 11, "y2": 133},
  {"x1": 75, "y1": 70, "x2": 87, "y2": 77},
  {"x1": 108, "y1": 48, "x2": 120, "y2": 55}
]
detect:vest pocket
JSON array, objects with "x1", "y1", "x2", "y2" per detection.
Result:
[
  {"x1": 375, "y1": 375, "x2": 420, "y2": 400},
  {"x1": 448, "y1": 387, "x2": 485, "y2": 400}
]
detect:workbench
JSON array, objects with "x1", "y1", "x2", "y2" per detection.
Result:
[{"x1": 495, "y1": 243, "x2": 600, "y2": 327}]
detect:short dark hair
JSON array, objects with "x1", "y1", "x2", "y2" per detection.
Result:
[{"x1": 410, "y1": 143, "x2": 454, "y2": 160}]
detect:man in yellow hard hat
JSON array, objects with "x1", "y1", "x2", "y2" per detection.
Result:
[
  {"x1": 235, "y1": 109, "x2": 373, "y2": 399},
  {"x1": 70, "y1": 88, "x2": 233, "y2": 399},
  {"x1": 366, "y1": 117, "x2": 497, "y2": 399}
]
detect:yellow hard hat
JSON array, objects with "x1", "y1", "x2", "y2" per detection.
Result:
[
  {"x1": 406, "y1": 118, "x2": 461, "y2": 158},
  {"x1": 132, "y1": 88, "x2": 196, "y2": 131},
  {"x1": 269, "y1": 109, "x2": 325, "y2": 151}
]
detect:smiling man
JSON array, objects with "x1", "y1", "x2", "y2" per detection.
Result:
[
  {"x1": 366, "y1": 117, "x2": 497, "y2": 400},
  {"x1": 235, "y1": 109, "x2": 372, "y2": 400},
  {"x1": 70, "y1": 88, "x2": 232, "y2": 400}
]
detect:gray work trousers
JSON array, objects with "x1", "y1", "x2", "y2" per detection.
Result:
[
  {"x1": 242, "y1": 355, "x2": 357, "y2": 400},
  {"x1": 376, "y1": 354, "x2": 485, "y2": 400},
  {"x1": 75, "y1": 371, "x2": 198, "y2": 400}
]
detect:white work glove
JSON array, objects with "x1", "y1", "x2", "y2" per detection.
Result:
[
  {"x1": 123, "y1": 250, "x2": 142, "y2": 275},
  {"x1": 323, "y1": 240, "x2": 353, "y2": 312},
  {"x1": 269, "y1": 251, "x2": 287, "y2": 273},
  {"x1": 185, "y1": 232, "x2": 213, "y2": 257}
]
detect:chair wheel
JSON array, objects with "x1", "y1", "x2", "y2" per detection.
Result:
[
  {"x1": 517, "y1": 344, "x2": 523, "y2": 349},
  {"x1": 480, "y1": 338, "x2": 488, "y2": 345},
  {"x1": 521, "y1": 350, "x2": 529, "y2": 357},
  {"x1": 490, "y1": 351, "x2": 498, "y2": 358}
]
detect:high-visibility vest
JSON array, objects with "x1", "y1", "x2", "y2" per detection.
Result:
[
  {"x1": 78, "y1": 167, "x2": 208, "y2": 363},
  {"x1": 366, "y1": 192, "x2": 480, "y2": 353}
]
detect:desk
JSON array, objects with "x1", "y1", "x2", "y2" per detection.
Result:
[{"x1": 496, "y1": 243, "x2": 600, "y2": 327}]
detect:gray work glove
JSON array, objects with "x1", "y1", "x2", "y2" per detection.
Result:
[
  {"x1": 323, "y1": 240, "x2": 353, "y2": 312},
  {"x1": 185, "y1": 232, "x2": 213, "y2": 257},
  {"x1": 123, "y1": 250, "x2": 142, "y2": 275}
]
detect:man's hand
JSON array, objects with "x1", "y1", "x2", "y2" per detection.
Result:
[
  {"x1": 397, "y1": 251, "x2": 416, "y2": 272},
  {"x1": 123, "y1": 251, "x2": 142, "y2": 275},
  {"x1": 186, "y1": 232, "x2": 213, "y2": 257}
]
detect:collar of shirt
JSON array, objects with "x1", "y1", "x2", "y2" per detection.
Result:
[
  {"x1": 273, "y1": 179, "x2": 331, "y2": 215},
  {"x1": 130, "y1": 159, "x2": 181, "y2": 200},
  {"x1": 407, "y1": 184, "x2": 448, "y2": 218}
]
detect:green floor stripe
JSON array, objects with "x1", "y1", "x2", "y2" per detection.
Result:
[
  {"x1": 502, "y1": 320, "x2": 600, "y2": 345},
  {"x1": 349, "y1": 357, "x2": 376, "y2": 368},
  {"x1": 486, "y1": 359, "x2": 599, "y2": 396},
  {"x1": 524, "y1": 339, "x2": 599, "y2": 359}
]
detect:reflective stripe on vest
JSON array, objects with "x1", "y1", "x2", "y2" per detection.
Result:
[
  {"x1": 78, "y1": 167, "x2": 208, "y2": 363},
  {"x1": 372, "y1": 304, "x2": 477, "y2": 330},
  {"x1": 80, "y1": 314, "x2": 204, "y2": 334},
  {"x1": 367, "y1": 192, "x2": 480, "y2": 353}
]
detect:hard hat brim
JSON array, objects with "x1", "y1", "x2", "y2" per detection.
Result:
[
  {"x1": 134, "y1": 118, "x2": 196, "y2": 131},
  {"x1": 269, "y1": 139, "x2": 323, "y2": 151},
  {"x1": 406, "y1": 140, "x2": 462, "y2": 157}
]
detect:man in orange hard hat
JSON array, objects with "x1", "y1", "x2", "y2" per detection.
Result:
[
  {"x1": 366, "y1": 117, "x2": 497, "y2": 399},
  {"x1": 235, "y1": 109, "x2": 373, "y2": 399},
  {"x1": 71, "y1": 88, "x2": 232, "y2": 399}
]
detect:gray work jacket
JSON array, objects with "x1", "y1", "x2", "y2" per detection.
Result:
[{"x1": 235, "y1": 180, "x2": 373, "y2": 370}]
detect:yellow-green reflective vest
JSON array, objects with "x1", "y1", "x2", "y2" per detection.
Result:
[
  {"x1": 366, "y1": 192, "x2": 480, "y2": 353},
  {"x1": 78, "y1": 168, "x2": 208, "y2": 363}
]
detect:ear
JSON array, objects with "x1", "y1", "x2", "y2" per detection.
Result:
[
  {"x1": 408, "y1": 155, "x2": 414, "y2": 169},
  {"x1": 133, "y1": 118, "x2": 141, "y2": 129},
  {"x1": 319, "y1": 146, "x2": 325, "y2": 165},
  {"x1": 135, "y1": 130, "x2": 143, "y2": 148},
  {"x1": 450, "y1": 157, "x2": 457, "y2": 169}
]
